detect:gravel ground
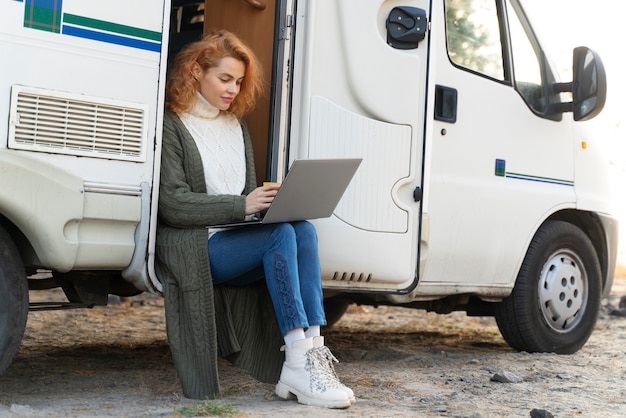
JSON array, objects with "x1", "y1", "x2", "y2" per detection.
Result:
[{"x1": 0, "y1": 273, "x2": 625, "y2": 417}]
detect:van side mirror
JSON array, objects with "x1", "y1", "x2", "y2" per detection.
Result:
[
  {"x1": 572, "y1": 47, "x2": 607, "y2": 121},
  {"x1": 552, "y1": 47, "x2": 607, "y2": 121}
]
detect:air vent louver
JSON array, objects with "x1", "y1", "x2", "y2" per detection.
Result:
[
  {"x1": 9, "y1": 86, "x2": 147, "y2": 162},
  {"x1": 331, "y1": 272, "x2": 372, "y2": 282}
]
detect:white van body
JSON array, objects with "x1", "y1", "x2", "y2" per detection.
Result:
[
  {"x1": 0, "y1": 0, "x2": 617, "y2": 374},
  {"x1": 295, "y1": 0, "x2": 615, "y2": 296}
]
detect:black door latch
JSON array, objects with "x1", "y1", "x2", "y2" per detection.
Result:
[{"x1": 387, "y1": 6, "x2": 428, "y2": 50}]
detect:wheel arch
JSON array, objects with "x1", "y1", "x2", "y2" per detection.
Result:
[
  {"x1": 0, "y1": 152, "x2": 85, "y2": 272},
  {"x1": 545, "y1": 209, "x2": 617, "y2": 298}
]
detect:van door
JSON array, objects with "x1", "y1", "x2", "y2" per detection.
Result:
[
  {"x1": 422, "y1": 0, "x2": 576, "y2": 292},
  {"x1": 288, "y1": 0, "x2": 431, "y2": 292}
]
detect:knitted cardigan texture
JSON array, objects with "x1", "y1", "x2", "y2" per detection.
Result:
[{"x1": 156, "y1": 110, "x2": 283, "y2": 399}]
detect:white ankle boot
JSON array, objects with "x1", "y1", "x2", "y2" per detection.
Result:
[
  {"x1": 311, "y1": 336, "x2": 355, "y2": 404},
  {"x1": 275, "y1": 337, "x2": 351, "y2": 409}
]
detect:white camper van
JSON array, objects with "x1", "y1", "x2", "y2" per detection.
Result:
[{"x1": 0, "y1": 0, "x2": 616, "y2": 376}]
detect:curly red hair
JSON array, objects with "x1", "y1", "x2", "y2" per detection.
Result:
[{"x1": 165, "y1": 29, "x2": 264, "y2": 119}]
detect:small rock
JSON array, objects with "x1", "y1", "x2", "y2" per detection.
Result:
[
  {"x1": 609, "y1": 307, "x2": 626, "y2": 317},
  {"x1": 619, "y1": 295, "x2": 626, "y2": 309},
  {"x1": 556, "y1": 373, "x2": 572, "y2": 380},
  {"x1": 419, "y1": 396, "x2": 437, "y2": 403},
  {"x1": 108, "y1": 295, "x2": 123, "y2": 304},
  {"x1": 530, "y1": 408, "x2": 554, "y2": 418},
  {"x1": 490, "y1": 370, "x2": 523, "y2": 383}
]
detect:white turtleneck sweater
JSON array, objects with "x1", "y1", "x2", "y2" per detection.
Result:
[{"x1": 179, "y1": 92, "x2": 246, "y2": 197}]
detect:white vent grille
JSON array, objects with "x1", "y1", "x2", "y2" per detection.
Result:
[{"x1": 9, "y1": 86, "x2": 148, "y2": 162}]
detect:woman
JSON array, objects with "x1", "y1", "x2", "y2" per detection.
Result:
[{"x1": 156, "y1": 29, "x2": 354, "y2": 409}]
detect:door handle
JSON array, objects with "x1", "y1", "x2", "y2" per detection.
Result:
[
  {"x1": 243, "y1": 0, "x2": 266, "y2": 10},
  {"x1": 434, "y1": 85, "x2": 457, "y2": 123}
]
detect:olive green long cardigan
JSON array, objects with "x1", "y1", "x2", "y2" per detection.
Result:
[{"x1": 155, "y1": 110, "x2": 283, "y2": 399}]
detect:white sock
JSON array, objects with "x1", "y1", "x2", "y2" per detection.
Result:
[
  {"x1": 284, "y1": 328, "x2": 306, "y2": 349},
  {"x1": 304, "y1": 325, "x2": 321, "y2": 339}
]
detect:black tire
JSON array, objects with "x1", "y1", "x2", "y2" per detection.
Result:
[
  {"x1": 324, "y1": 297, "x2": 350, "y2": 328},
  {"x1": 0, "y1": 224, "x2": 28, "y2": 375},
  {"x1": 494, "y1": 221, "x2": 602, "y2": 354}
]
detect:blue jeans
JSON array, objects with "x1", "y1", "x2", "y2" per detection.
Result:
[{"x1": 209, "y1": 221, "x2": 326, "y2": 336}]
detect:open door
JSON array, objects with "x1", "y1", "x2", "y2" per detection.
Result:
[
  {"x1": 168, "y1": 0, "x2": 293, "y2": 183},
  {"x1": 288, "y1": 0, "x2": 431, "y2": 292},
  {"x1": 187, "y1": 0, "x2": 429, "y2": 293},
  {"x1": 204, "y1": 0, "x2": 280, "y2": 184}
]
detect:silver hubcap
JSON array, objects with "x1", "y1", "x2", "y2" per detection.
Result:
[{"x1": 537, "y1": 250, "x2": 587, "y2": 332}]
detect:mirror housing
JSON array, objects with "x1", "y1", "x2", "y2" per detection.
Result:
[{"x1": 551, "y1": 47, "x2": 607, "y2": 121}]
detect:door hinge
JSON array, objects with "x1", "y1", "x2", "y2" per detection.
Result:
[{"x1": 280, "y1": 14, "x2": 294, "y2": 40}]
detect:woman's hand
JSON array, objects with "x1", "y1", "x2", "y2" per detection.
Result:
[{"x1": 245, "y1": 184, "x2": 280, "y2": 215}]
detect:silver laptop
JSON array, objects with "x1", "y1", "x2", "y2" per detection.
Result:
[{"x1": 212, "y1": 158, "x2": 362, "y2": 228}]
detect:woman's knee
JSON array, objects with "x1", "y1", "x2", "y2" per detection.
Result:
[
  {"x1": 269, "y1": 223, "x2": 297, "y2": 244},
  {"x1": 292, "y1": 221, "x2": 318, "y2": 244}
]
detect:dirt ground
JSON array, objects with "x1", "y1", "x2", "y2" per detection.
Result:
[{"x1": 1, "y1": 273, "x2": 626, "y2": 418}]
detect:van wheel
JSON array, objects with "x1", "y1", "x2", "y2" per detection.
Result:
[
  {"x1": 494, "y1": 221, "x2": 601, "y2": 354},
  {"x1": 0, "y1": 225, "x2": 28, "y2": 375}
]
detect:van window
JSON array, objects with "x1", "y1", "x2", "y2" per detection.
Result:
[
  {"x1": 444, "y1": 0, "x2": 504, "y2": 80},
  {"x1": 506, "y1": 0, "x2": 547, "y2": 114},
  {"x1": 445, "y1": 0, "x2": 560, "y2": 119}
]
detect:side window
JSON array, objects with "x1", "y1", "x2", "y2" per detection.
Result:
[
  {"x1": 506, "y1": 0, "x2": 548, "y2": 114},
  {"x1": 445, "y1": 0, "x2": 559, "y2": 119},
  {"x1": 445, "y1": 0, "x2": 504, "y2": 80}
]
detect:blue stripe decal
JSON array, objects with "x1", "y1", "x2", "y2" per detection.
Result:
[
  {"x1": 505, "y1": 174, "x2": 574, "y2": 187},
  {"x1": 62, "y1": 25, "x2": 161, "y2": 52}
]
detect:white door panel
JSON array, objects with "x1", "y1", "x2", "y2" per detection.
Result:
[
  {"x1": 309, "y1": 97, "x2": 411, "y2": 233},
  {"x1": 291, "y1": 0, "x2": 430, "y2": 291}
]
